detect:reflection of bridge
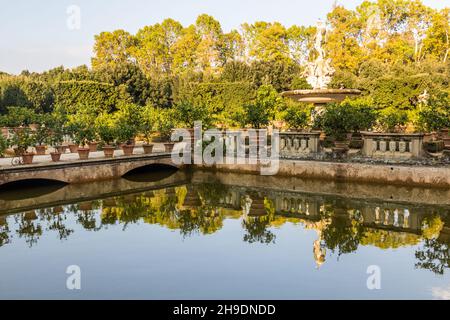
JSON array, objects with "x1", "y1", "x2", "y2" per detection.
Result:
[
  {"x1": 0, "y1": 153, "x2": 180, "y2": 187},
  {"x1": 0, "y1": 169, "x2": 189, "y2": 214}
]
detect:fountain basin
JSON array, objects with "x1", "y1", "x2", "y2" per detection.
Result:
[{"x1": 281, "y1": 89, "x2": 361, "y2": 104}]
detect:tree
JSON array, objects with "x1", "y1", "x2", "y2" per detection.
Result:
[
  {"x1": 242, "y1": 84, "x2": 284, "y2": 128},
  {"x1": 92, "y1": 30, "x2": 137, "y2": 70},
  {"x1": 134, "y1": 19, "x2": 183, "y2": 77}
]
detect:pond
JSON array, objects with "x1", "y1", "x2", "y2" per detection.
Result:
[{"x1": 0, "y1": 169, "x2": 449, "y2": 299}]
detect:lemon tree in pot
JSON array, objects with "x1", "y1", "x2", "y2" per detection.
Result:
[
  {"x1": 47, "y1": 125, "x2": 65, "y2": 162},
  {"x1": 156, "y1": 108, "x2": 177, "y2": 153},
  {"x1": 114, "y1": 104, "x2": 139, "y2": 156},
  {"x1": 417, "y1": 99, "x2": 449, "y2": 153},
  {"x1": 139, "y1": 105, "x2": 158, "y2": 154},
  {"x1": 319, "y1": 103, "x2": 355, "y2": 152},
  {"x1": 33, "y1": 114, "x2": 53, "y2": 155},
  {"x1": 67, "y1": 112, "x2": 95, "y2": 160},
  {"x1": 95, "y1": 113, "x2": 116, "y2": 158},
  {"x1": 10, "y1": 128, "x2": 36, "y2": 164}
]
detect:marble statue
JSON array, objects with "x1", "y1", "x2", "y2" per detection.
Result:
[{"x1": 303, "y1": 20, "x2": 335, "y2": 90}]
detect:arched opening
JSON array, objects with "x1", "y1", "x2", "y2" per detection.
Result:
[
  {"x1": 0, "y1": 179, "x2": 68, "y2": 200},
  {"x1": 123, "y1": 164, "x2": 179, "y2": 182}
]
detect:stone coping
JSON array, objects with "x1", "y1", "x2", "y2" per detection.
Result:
[
  {"x1": 281, "y1": 89, "x2": 362, "y2": 96},
  {"x1": 280, "y1": 131, "x2": 321, "y2": 136},
  {"x1": 361, "y1": 131, "x2": 425, "y2": 138}
]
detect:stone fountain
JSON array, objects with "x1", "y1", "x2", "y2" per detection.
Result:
[{"x1": 282, "y1": 20, "x2": 361, "y2": 110}]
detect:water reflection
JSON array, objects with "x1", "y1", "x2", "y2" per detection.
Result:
[{"x1": 1, "y1": 174, "x2": 449, "y2": 276}]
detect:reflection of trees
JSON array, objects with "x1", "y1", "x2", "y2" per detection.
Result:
[
  {"x1": 0, "y1": 217, "x2": 10, "y2": 247},
  {"x1": 39, "y1": 208, "x2": 74, "y2": 240},
  {"x1": 415, "y1": 238, "x2": 450, "y2": 275},
  {"x1": 320, "y1": 208, "x2": 364, "y2": 256},
  {"x1": 15, "y1": 212, "x2": 42, "y2": 247},
  {"x1": 415, "y1": 215, "x2": 449, "y2": 275},
  {"x1": 242, "y1": 198, "x2": 276, "y2": 244}
]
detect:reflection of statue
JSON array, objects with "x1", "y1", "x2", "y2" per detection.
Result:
[{"x1": 303, "y1": 20, "x2": 335, "y2": 89}]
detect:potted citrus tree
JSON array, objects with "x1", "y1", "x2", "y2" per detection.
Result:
[
  {"x1": 10, "y1": 128, "x2": 36, "y2": 164},
  {"x1": 47, "y1": 125, "x2": 64, "y2": 162},
  {"x1": 156, "y1": 108, "x2": 177, "y2": 153},
  {"x1": 95, "y1": 113, "x2": 116, "y2": 158},
  {"x1": 139, "y1": 105, "x2": 158, "y2": 154},
  {"x1": 67, "y1": 113, "x2": 95, "y2": 160},
  {"x1": 283, "y1": 105, "x2": 310, "y2": 132},
  {"x1": 418, "y1": 104, "x2": 449, "y2": 153},
  {"x1": 319, "y1": 103, "x2": 354, "y2": 152},
  {"x1": 33, "y1": 114, "x2": 52, "y2": 155},
  {"x1": 113, "y1": 104, "x2": 140, "y2": 156}
]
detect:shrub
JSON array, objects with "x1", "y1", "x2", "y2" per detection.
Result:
[
  {"x1": 0, "y1": 134, "x2": 9, "y2": 157},
  {"x1": 66, "y1": 110, "x2": 96, "y2": 146},
  {"x1": 378, "y1": 107, "x2": 409, "y2": 132},
  {"x1": 173, "y1": 100, "x2": 211, "y2": 128},
  {"x1": 318, "y1": 103, "x2": 355, "y2": 141},
  {"x1": 10, "y1": 128, "x2": 36, "y2": 155},
  {"x1": 242, "y1": 84, "x2": 284, "y2": 129},
  {"x1": 95, "y1": 113, "x2": 116, "y2": 146},
  {"x1": 283, "y1": 105, "x2": 310, "y2": 130},
  {"x1": 113, "y1": 104, "x2": 140, "y2": 144},
  {"x1": 139, "y1": 105, "x2": 159, "y2": 144},
  {"x1": 341, "y1": 98, "x2": 378, "y2": 133},
  {"x1": 416, "y1": 93, "x2": 450, "y2": 132},
  {"x1": 2, "y1": 106, "x2": 38, "y2": 127}
]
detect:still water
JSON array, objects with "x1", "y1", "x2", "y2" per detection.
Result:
[{"x1": 0, "y1": 168, "x2": 449, "y2": 299}]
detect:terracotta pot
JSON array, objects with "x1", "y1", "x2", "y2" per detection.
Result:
[
  {"x1": 50, "y1": 152, "x2": 62, "y2": 162},
  {"x1": 68, "y1": 144, "x2": 78, "y2": 153},
  {"x1": 164, "y1": 142, "x2": 175, "y2": 153},
  {"x1": 103, "y1": 146, "x2": 115, "y2": 158},
  {"x1": 54, "y1": 145, "x2": 65, "y2": 154},
  {"x1": 143, "y1": 144, "x2": 154, "y2": 154},
  {"x1": 77, "y1": 148, "x2": 90, "y2": 160},
  {"x1": 121, "y1": 144, "x2": 135, "y2": 156},
  {"x1": 21, "y1": 152, "x2": 35, "y2": 165},
  {"x1": 35, "y1": 145, "x2": 46, "y2": 155},
  {"x1": 88, "y1": 142, "x2": 98, "y2": 152},
  {"x1": 333, "y1": 140, "x2": 350, "y2": 152}
]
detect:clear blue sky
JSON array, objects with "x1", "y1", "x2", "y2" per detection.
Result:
[{"x1": 0, "y1": 0, "x2": 448, "y2": 74}]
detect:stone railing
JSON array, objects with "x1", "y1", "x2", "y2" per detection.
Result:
[
  {"x1": 361, "y1": 132, "x2": 424, "y2": 159},
  {"x1": 279, "y1": 131, "x2": 321, "y2": 158}
]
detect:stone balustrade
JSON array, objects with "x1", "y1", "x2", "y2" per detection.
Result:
[
  {"x1": 361, "y1": 132, "x2": 424, "y2": 159},
  {"x1": 279, "y1": 131, "x2": 321, "y2": 158}
]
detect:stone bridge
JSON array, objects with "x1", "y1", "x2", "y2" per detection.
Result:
[{"x1": 0, "y1": 153, "x2": 181, "y2": 187}]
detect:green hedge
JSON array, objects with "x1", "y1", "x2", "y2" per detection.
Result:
[
  {"x1": 175, "y1": 81, "x2": 255, "y2": 127},
  {"x1": 0, "y1": 78, "x2": 132, "y2": 115},
  {"x1": 53, "y1": 80, "x2": 131, "y2": 114}
]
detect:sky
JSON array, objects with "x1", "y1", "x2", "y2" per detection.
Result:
[{"x1": 0, "y1": 0, "x2": 448, "y2": 74}]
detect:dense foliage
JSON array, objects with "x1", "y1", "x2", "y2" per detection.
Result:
[{"x1": 0, "y1": 1, "x2": 448, "y2": 133}]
